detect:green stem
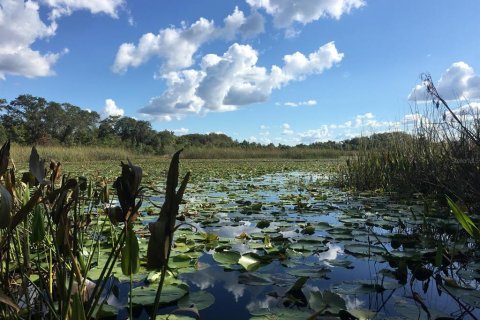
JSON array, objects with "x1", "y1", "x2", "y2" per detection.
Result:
[{"x1": 150, "y1": 266, "x2": 167, "y2": 320}]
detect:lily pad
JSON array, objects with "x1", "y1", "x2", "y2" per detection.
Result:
[
  {"x1": 239, "y1": 253, "x2": 262, "y2": 272},
  {"x1": 238, "y1": 273, "x2": 274, "y2": 286},
  {"x1": 308, "y1": 290, "x2": 346, "y2": 314},
  {"x1": 213, "y1": 251, "x2": 241, "y2": 266},
  {"x1": 131, "y1": 285, "x2": 188, "y2": 306},
  {"x1": 178, "y1": 291, "x2": 215, "y2": 310}
]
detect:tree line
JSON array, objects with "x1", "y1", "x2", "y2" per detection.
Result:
[{"x1": 0, "y1": 94, "x2": 409, "y2": 155}]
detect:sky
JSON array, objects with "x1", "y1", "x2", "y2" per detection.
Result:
[{"x1": 1, "y1": 0, "x2": 479, "y2": 145}]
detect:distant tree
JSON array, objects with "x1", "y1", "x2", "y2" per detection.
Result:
[{"x1": 0, "y1": 95, "x2": 49, "y2": 144}]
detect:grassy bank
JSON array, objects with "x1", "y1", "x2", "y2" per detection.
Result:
[
  {"x1": 9, "y1": 144, "x2": 162, "y2": 164},
  {"x1": 8, "y1": 144, "x2": 350, "y2": 164}
]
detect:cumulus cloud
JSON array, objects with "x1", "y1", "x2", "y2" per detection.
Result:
[
  {"x1": 282, "y1": 99, "x2": 317, "y2": 107},
  {"x1": 103, "y1": 98, "x2": 125, "y2": 117},
  {"x1": 139, "y1": 41, "x2": 343, "y2": 120},
  {"x1": 267, "y1": 112, "x2": 401, "y2": 145},
  {"x1": 42, "y1": 0, "x2": 125, "y2": 19},
  {"x1": 408, "y1": 62, "x2": 480, "y2": 101},
  {"x1": 0, "y1": 0, "x2": 62, "y2": 79},
  {"x1": 246, "y1": 0, "x2": 365, "y2": 28},
  {"x1": 444, "y1": 102, "x2": 480, "y2": 123},
  {"x1": 112, "y1": 7, "x2": 264, "y2": 74},
  {"x1": 0, "y1": 0, "x2": 124, "y2": 79}
]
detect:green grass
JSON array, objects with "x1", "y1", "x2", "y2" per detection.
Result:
[{"x1": 9, "y1": 144, "x2": 161, "y2": 164}]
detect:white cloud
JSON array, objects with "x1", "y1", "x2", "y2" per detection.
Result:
[
  {"x1": 268, "y1": 112, "x2": 402, "y2": 145},
  {"x1": 112, "y1": 7, "x2": 264, "y2": 74},
  {"x1": 246, "y1": 0, "x2": 365, "y2": 28},
  {"x1": 42, "y1": 0, "x2": 125, "y2": 19},
  {"x1": 299, "y1": 125, "x2": 330, "y2": 143},
  {"x1": 408, "y1": 61, "x2": 480, "y2": 101},
  {"x1": 140, "y1": 42, "x2": 343, "y2": 120},
  {"x1": 0, "y1": 0, "x2": 124, "y2": 80},
  {"x1": 0, "y1": 0, "x2": 62, "y2": 79},
  {"x1": 103, "y1": 98, "x2": 124, "y2": 117},
  {"x1": 282, "y1": 123, "x2": 293, "y2": 135},
  {"x1": 445, "y1": 102, "x2": 480, "y2": 122},
  {"x1": 173, "y1": 127, "x2": 189, "y2": 135},
  {"x1": 283, "y1": 99, "x2": 317, "y2": 107}
]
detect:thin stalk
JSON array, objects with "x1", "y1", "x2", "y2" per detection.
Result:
[
  {"x1": 85, "y1": 230, "x2": 126, "y2": 319},
  {"x1": 129, "y1": 272, "x2": 133, "y2": 320},
  {"x1": 150, "y1": 266, "x2": 167, "y2": 320}
]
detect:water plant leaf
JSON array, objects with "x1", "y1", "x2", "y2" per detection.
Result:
[
  {"x1": 113, "y1": 160, "x2": 143, "y2": 220},
  {"x1": 308, "y1": 290, "x2": 346, "y2": 314},
  {"x1": 31, "y1": 205, "x2": 45, "y2": 243},
  {"x1": 177, "y1": 291, "x2": 215, "y2": 310},
  {"x1": 121, "y1": 226, "x2": 140, "y2": 275},
  {"x1": 331, "y1": 280, "x2": 401, "y2": 295},
  {"x1": 238, "y1": 273, "x2": 274, "y2": 286},
  {"x1": 212, "y1": 251, "x2": 241, "y2": 266},
  {"x1": 0, "y1": 185, "x2": 12, "y2": 229},
  {"x1": 287, "y1": 267, "x2": 330, "y2": 278},
  {"x1": 147, "y1": 149, "x2": 190, "y2": 269},
  {"x1": 238, "y1": 253, "x2": 261, "y2": 272},
  {"x1": 343, "y1": 243, "x2": 386, "y2": 257},
  {"x1": 29, "y1": 146, "x2": 46, "y2": 184},
  {"x1": 131, "y1": 285, "x2": 187, "y2": 306},
  {"x1": 250, "y1": 308, "x2": 311, "y2": 319},
  {"x1": 91, "y1": 304, "x2": 118, "y2": 318},
  {"x1": 447, "y1": 196, "x2": 480, "y2": 240},
  {"x1": 0, "y1": 140, "x2": 10, "y2": 176}
]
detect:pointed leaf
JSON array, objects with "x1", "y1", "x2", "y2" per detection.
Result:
[
  {"x1": 29, "y1": 146, "x2": 45, "y2": 184},
  {"x1": 121, "y1": 227, "x2": 140, "y2": 275},
  {"x1": 0, "y1": 185, "x2": 12, "y2": 229},
  {"x1": 0, "y1": 140, "x2": 10, "y2": 176}
]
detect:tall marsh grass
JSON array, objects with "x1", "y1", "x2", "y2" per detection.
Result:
[
  {"x1": 9, "y1": 144, "x2": 158, "y2": 163},
  {"x1": 339, "y1": 76, "x2": 480, "y2": 211}
]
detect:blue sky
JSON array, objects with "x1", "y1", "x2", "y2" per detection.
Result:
[{"x1": 1, "y1": 0, "x2": 479, "y2": 145}]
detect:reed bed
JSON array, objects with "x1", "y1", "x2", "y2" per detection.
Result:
[{"x1": 338, "y1": 76, "x2": 480, "y2": 212}]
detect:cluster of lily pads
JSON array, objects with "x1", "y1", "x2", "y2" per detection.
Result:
[
  {"x1": 90, "y1": 160, "x2": 480, "y2": 319},
  {"x1": 1, "y1": 147, "x2": 479, "y2": 320}
]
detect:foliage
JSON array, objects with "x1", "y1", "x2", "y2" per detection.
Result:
[{"x1": 1, "y1": 94, "x2": 367, "y2": 159}]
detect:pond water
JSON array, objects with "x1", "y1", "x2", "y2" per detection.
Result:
[{"x1": 101, "y1": 169, "x2": 480, "y2": 319}]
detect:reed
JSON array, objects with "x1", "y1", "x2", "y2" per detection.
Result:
[{"x1": 338, "y1": 76, "x2": 480, "y2": 212}]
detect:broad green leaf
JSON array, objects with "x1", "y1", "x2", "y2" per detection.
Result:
[
  {"x1": 287, "y1": 267, "x2": 330, "y2": 278},
  {"x1": 308, "y1": 290, "x2": 346, "y2": 314},
  {"x1": 212, "y1": 251, "x2": 241, "y2": 266},
  {"x1": 239, "y1": 253, "x2": 261, "y2": 272},
  {"x1": 178, "y1": 291, "x2": 215, "y2": 310},
  {"x1": 131, "y1": 285, "x2": 187, "y2": 306},
  {"x1": 121, "y1": 227, "x2": 140, "y2": 275}
]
